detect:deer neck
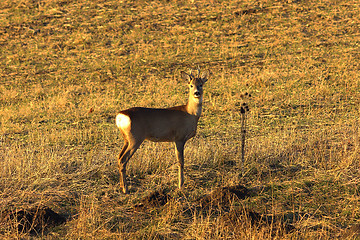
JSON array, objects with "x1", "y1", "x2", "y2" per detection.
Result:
[{"x1": 186, "y1": 95, "x2": 203, "y2": 118}]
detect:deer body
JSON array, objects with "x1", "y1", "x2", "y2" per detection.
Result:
[
  {"x1": 116, "y1": 69, "x2": 209, "y2": 193},
  {"x1": 116, "y1": 107, "x2": 199, "y2": 142}
]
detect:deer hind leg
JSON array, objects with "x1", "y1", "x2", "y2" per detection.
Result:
[
  {"x1": 118, "y1": 139, "x2": 129, "y2": 160},
  {"x1": 118, "y1": 139, "x2": 143, "y2": 194},
  {"x1": 175, "y1": 141, "x2": 185, "y2": 189},
  {"x1": 117, "y1": 139, "x2": 129, "y2": 193}
]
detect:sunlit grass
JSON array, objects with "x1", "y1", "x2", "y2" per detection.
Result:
[{"x1": 1, "y1": 0, "x2": 360, "y2": 239}]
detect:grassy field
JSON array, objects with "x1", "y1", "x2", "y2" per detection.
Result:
[{"x1": 1, "y1": 0, "x2": 360, "y2": 239}]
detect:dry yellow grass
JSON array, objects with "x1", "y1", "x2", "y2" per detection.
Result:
[{"x1": 1, "y1": 0, "x2": 360, "y2": 239}]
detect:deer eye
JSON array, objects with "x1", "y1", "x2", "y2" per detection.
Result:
[{"x1": 190, "y1": 85, "x2": 194, "y2": 88}]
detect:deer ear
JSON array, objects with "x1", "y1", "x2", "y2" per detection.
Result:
[
  {"x1": 201, "y1": 70, "x2": 210, "y2": 83},
  {"x1": 181, "y1": 71, "x2": 191, "y2": 83}
]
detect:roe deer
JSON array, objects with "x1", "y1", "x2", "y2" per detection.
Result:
[{"x1": 116, "y1": 69, "x2": 210, "y2": 193}]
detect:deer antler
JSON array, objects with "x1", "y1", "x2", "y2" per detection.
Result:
[{"x1": 189, "y1": 69, "x2": 193, "y2": 78}]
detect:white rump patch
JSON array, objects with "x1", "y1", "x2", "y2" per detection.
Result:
[{"x1": 116, "y1": 114, "x2": 131, "y2": 130}]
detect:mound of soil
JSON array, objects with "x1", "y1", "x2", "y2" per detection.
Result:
[
  {"x1": 135, "y1": 189, "x2": 171, "y2": 209},
  {"x1": 1, "y1": 205, "x2": 66, "y2": 234},
  {"x1": 198, "y1": 184, "x2": 250, "y2": 208}
]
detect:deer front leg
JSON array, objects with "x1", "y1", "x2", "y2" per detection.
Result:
[{"x1": 175, "y1": 141, "x2": 185, "y2": 189}]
